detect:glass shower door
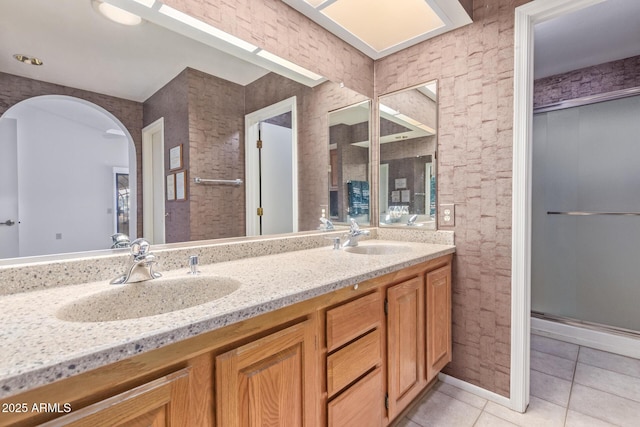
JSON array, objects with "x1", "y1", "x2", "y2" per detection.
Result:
[{"x1": 532, "y1": 94, "x2": 640, "y2": 332}]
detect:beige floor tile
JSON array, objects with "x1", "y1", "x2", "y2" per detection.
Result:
[
  {"x1": 531, "y1": 349, "x2": 576, "y2": 381},
  {"x1": 530, "y1": 369, "x2": 572, "y2": 407},
  {"x1": 578, "y1": 347, "x2": 640, "y2": 379},
  {"x1": 434, "y1": 381, "x2": 487, "y2": 409},
  {"x1": 531, "y1": 334, "x2": 579, "y2": 361},
  {"x1": 483, "y1": 396, "x2": 566, "y2": 427},
  {"x1": 473, "y1": 412, "x2": 518, "y2": 427},
  {"x1": 569, "y1": 383, "x2": 640, "y2": 427},
  {"x1": 574, "y1": 362, "x2": 640, "y2": 403},
  {"x1": 393, "y1": 416, "x2": 423, "y2": 427},
  {"x1": 406, "y1": 390, "x2": 482, "y2": 427},
  {"x1": 564, "y1": 410, "x2": 618, "y2": 427}
]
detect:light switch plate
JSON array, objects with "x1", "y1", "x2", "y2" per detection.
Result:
[{"x1": 440, "y1": 204, "x2": 455, "y2": 226}]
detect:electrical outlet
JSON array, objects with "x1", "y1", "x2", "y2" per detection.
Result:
[
  {"x1": 320, "y1": 205, "x2": 328, "y2": 218},
  {"x1": 55, "y1": 233, "x2": 62, "y2": 240},
  {"x1": 440, "y1": 204, "x2": 455, "y2": 226}
]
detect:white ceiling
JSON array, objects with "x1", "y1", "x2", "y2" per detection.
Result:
[
  {"x1": 534, "y1": 0, "x2": 640, "y2": 79},
  {"x1": 0, "y1": 0, "x2": 270, "y2": 102}
]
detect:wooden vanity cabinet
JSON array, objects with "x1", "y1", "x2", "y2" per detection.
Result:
[
  {"x1": 386, "y1": 276, "x2": 425, "y2": 420},
  {"x1": 216, "y1": 320, "x2": 316, "y2": 427},
  {"x1": 0, "y1": 254, "x2": 452, "y2": 427},
  {"x1": 39, "y1": 369, "x2": 191, "y2": 427},
  {"x1": 426, "y1": 265, "x2": 452, "y2": 383},
  {"x1": 324, "y1": 291, "x2": 384, "y2": 427}
]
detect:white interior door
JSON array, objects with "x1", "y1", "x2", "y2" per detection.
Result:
[
  {"x1": 245, "y1": 97, "x2": 298, "y2": 236},
  {"x1": 142, "y1": 118, "x2": 165, "y2": 244},
  {"x1": 260, "y1": 122, "x2": 293, "y2": 235},
  {"x1": 0, "y1": 118, "x2": 19, "y2": 258}
]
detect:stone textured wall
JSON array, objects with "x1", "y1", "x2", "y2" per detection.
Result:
[
  {"x1": 163, "y1": 0, "x2": 374, "y2": 97},
  {"x1": 143, "y1": 70, "x2": 190, "y2": 243},
  {"x1": 375, "y1": 0, "x2": 531, "y2": 397},
  {"x1": 187, "y1": 69, "x2": 246, "y2": 241},
  {"x1": 0, "y1": 72, "x2": 144, "y2": 236},
  {"x1": 534, "y1": 55, "x2": 640, "y2": 107}
]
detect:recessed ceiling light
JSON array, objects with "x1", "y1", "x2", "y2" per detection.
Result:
[
  {"x1": 158, "y1": 5, "x2": 258, "y2": 52},
  {"x1": 321, "y1": 0, "x2": 444, "y2": 52},
  {"x1": 257, "y1": 50, "x2": 323, "y2": 80},
  {"x1": 13, "y1": 54, "x2": 43, "y2": 66},
  {"x1": 93, "y1": 1, "x2": 143, "y2": 26}
]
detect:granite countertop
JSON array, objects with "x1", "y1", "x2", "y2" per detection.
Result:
[{"x1": 0, "y1": 239, "x2": 454, "y2": 398}]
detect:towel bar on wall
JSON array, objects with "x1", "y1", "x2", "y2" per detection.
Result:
[
  {"x1": 194, "y1": 177, "x2": 243, "y2": 185},
  {"x1": 547, "y1": 211, "x2": 640, "y2": 216}
]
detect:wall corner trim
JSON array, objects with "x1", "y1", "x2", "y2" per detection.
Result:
[{"x1": 511, "y1": 0, "x2": 607, "y2": 415}]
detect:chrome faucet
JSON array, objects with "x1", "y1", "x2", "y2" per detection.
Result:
[
  {"x1": 110, "y1": 233, "x2": 130, "y2": 249},
  {"x1": 319, "y1": 217, "x2": 334, "y2": 231},
  {"x1": 407, "y1": 214, "x2": 418, "y2": 226},
  {"x1": 110, "y1": 238, "x2": 162, "y2": 284},
  {"x1": 188, "y1": 255, "x2": 200, "y2": 275},
  {"x1": 342, "y1": 218, "x2": 370, "y2": 247}
]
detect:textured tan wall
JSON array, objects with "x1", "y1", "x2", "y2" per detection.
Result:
[
  {"x1": 163, "y1": 0, "x2": 374, "y2": 97},
  {"x1": 187, "y1": 69, "x2": 246, "y2": 241},
  {"x1": 143, "y1": 70, "x2": 191, "y2": 243},
  {"x1": 376, "y1": 0, "x2": 530, "y2": 397},
  {"x1": 534, "y1": 55, "x2": 640, "y2": 107},
  {"x1": 0, "y1": 72, "x2": 144, "y2": 237}
]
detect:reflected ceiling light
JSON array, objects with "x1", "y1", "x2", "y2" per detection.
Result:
[
  {"x1": 304, "y1": 0, "x2": 330, "y2": 7},
  {"x1": 158, "y1": 5, "x2": 258, "y2": 52},
  {"x1": 379, "y1": 104, "x2": 399, "y2": 116},
  {"x1": 13, "y1": 54, "x2": 43, "y2": 66},
  {"x1": 131, "y1": 0, "x2": 156, "y2": 7},
  {"x1": 256, "y1": 50, "x2": 323, "y2": 81},
  {"x1": 93, "y1": 1, "x2": 143, "y2": 26},
  {"x1": 395, "y1": 113, "x2": 423, "y2": 128},
  {"x1": 104, "y1": 128, "x2": 126, "y2": 138}
]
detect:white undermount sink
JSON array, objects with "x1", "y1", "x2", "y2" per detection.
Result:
[
  {"x1": 343, "y1": 243, "x2": 412, "y2": 255},
  {"x1": 56, "y1": 275, "x2": 241, "y2": 322}
]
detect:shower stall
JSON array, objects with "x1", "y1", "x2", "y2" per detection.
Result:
[{"x1": 532, "y1": 90, "x2": 640, "y2": 334}]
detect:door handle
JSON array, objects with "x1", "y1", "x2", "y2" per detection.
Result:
[{"x1": 1, "y1": 219, "x2": 16, "y2": 226}]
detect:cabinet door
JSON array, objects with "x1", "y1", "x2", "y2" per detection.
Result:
[
  {"x1": 426, "y1": 264, "x2": 452, "y2": 382},
  {"x1": 386, "y1": 276, "x2": 425, "y2": 420},
  {"x1": 39, "y1": 369, "x2": 190, "y2": 427},
  {"x1": 216, "y1": 321, "x2": 316, "y2": 427}
]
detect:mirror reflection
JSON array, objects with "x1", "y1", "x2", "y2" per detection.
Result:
[
  {"x1": 378, "y1": 80, "x2": 437, "y2": 229},
  {"x1": 0, "y1": 0, "x2": 369, "y2": 260},
  {"x1": 328, "y1": 101, "x2": 371, "y2": 226}
]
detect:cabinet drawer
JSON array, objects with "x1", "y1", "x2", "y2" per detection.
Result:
[
  {"x1": 327, "y1": 367, "x2": 383, "y2": 427},
  {"x1": 326, "y1": 292, "x2": 381, "y2": 352},
  {"x1": 327, "y1": 329, "x2": 381, "y2": 397}
]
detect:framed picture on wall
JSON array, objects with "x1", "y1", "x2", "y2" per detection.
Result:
[
  {"x1": 166, "y1": 174, "x2": 176, "y2": 201},
  {"x1": 169, "y1": 145, "x2": 183, "y2": 170},
  {"x1": 176, "y1": 170, "x2": 187, "y2": 200}
]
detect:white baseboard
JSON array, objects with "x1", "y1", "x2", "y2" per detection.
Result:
[
  {"x1": 532, "y1": 317, "x2": 640, "y2": 359},
  {"x1": 437, "y1": 373, "x2": 514, "y2": 410}
]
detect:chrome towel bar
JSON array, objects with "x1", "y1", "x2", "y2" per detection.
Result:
[
  {"x1": 547, "y1": 211, "x2": 640, "y2": 216},
  {"x1": 194, "y1": 177, "x2": 243, "y2": 185}
]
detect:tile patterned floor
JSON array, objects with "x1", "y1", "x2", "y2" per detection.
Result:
[{"x1": 394, "y1": 334, "x2": 640, "y2": 427}]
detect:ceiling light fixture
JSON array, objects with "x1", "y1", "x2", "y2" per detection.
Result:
[
  {"x1": 131, "y1": 0, "x2": 156, "y2": 7},
  {"x1": 93, "y1": 1, "x2": 143, "y2": 26},
  {"x1": 13, "y1": 54, "x2": 43, "y2": 66},
  {"x1": 256, "y1": 50, "x2": 323, "y2": 81},
  {"x1": 158, "y1": 5, "x2": 258, "y2": 52}
]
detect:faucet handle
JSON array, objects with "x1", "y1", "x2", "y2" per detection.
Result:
[
  {"x1": 130, "y1": 238, "x2": 151, "y2": 259},
  {"x1": 188, "y1": 255, "x2": 200, "y2": 275}
]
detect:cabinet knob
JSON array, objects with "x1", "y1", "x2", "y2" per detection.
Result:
[{"x1": 353, "y1": 283, "x2": 359, "y2": 290}]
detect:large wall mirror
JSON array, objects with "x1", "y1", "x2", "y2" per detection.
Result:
[
  {"x1": 0, "y1": 0, "x2": 370, "y2": 261},
  {"x1": 328, "y1": 101, "x2": 371, "y2": 226},
  {"x1": 378, "y1": 80, "x2": 438, "y2": 229}
]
